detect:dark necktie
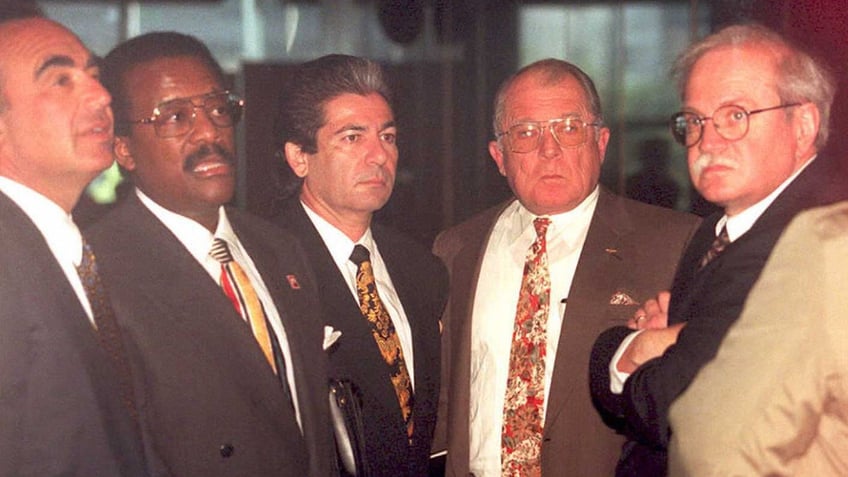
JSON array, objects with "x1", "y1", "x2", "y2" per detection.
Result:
[
  {"x1": 698, "y1": 226, "x2": 730, "y2": 270},
  {"x1": 76, "y1": 238, "x2": 139, "y2": 423},
  {"x1": 349, "y1": 244, "x2": 414, "y2": 439},
  {"x1": 502, "y1": 217, "x2": 551, "y2": 476}
]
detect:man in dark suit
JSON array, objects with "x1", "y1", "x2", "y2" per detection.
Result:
[
  {"x1": 0, "y1": 15, "x2": 148, "y2": 476},
  {"x1": 433, "y1": 59, "x2": 700, "y2": 477},
  {"x1": 271, "y1": 54, "x2": 449, "y2": 477},
  {"x1": 590, "y1": 24, "x2": 848, "y2": 476},
  {"x1": 90, "y1": 32, "x2": 335, "y2": 476}
]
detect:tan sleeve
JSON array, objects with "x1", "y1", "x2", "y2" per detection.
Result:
[{"x1": 668, "y1": 203, "x2": 848, "y2": 477}]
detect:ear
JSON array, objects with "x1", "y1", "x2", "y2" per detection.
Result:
[
  {"x1": 488, "y1": 140, "x2": 507, "y2": 177},
  {"x1": 284, "y1": 142, "x2": 310, "y2": 178},
  {"x1": 595, "y1": 126, "x2": 611, "y2": 164},
  {"x1": 113, "y1": 136, "x2": 136, "y2": 171},
  {"x1": 794, "y1": 102, "x2": 819, "y2": 157}
]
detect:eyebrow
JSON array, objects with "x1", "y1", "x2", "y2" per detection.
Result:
[{"x1": 34, "y1": 54, "x2": 97, "y2": 80}]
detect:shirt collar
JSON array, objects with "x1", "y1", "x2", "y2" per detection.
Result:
[
  {"x1": 136, "y1": 188, "x2": 231, "y2": 261},
  {"x1": 717, "y1": 155, "x2": 815, "y2": 241},
  {"x1": 508, "y1": 185, "x2": 600, "y2": 246},
  {"x1": 301, "y1": 201, "x2": 375, "y2": 268},
  {"x1": 0, "y1": 176, "x2": 83, "y2": 265}
]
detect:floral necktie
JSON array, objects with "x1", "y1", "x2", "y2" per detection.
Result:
[{"x1": 502, "y1": 217, "x2": 551, "y2": 476}]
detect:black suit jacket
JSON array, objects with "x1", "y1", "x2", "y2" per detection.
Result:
[
  {"x1": 0, "y1": 191, "x2": 148, "y2": 476},
  {"x1": 590, "y1": 156, "x2": 848, "y2": 476},
  {"x1": 87, "y1": 194, "x2": 335, "y2": 477},
  {"x1": 273, "y1": 200, "x2": 448, "y2": 477}
]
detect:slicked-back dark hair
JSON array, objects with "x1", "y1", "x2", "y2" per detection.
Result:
[
  {"x1": 273, "y1": 54, "x2": 392, "y2": 155},
  {"x1": 100, "y1": 31, "x2": 226, "y2": 136}
]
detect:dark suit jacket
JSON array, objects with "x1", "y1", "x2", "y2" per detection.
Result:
[
  {"x1": 0, "y1": 191, "x2": 148, "y2": 476},
  {"x1": 273, "y1": 200, "x2": 449, "y2": 477},
  {"x1": 87, "y1": 194, "x2": 335, "y2": 477},
  {"x1": 433, "y1": 188, "x2": 700, "y2": 477},
  {"x1": 590, "y1": 156, "x2": 848, "y2": 476}
]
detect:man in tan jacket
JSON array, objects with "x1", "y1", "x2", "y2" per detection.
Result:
[{"x1": 669, "y1": 202, "x2": 848, "y2": 476}]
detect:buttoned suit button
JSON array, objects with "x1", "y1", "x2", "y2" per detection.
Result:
[{"x1": 220, "y1": 443, "x2": 234, "y2": 458}]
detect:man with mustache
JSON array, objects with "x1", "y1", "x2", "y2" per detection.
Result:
[
  {"x1": 589, "y1": 23, "x2": 848, "y2": 476},
  {"x1": 0, "y1": 12, "x2": 148, "y2": 476},
  {"x1": 88, "y1": 32, "x2": 335, "y2": 476},
  {"x1": 272, "y1": 54, "x2": 448, "y2": 477},
  {"x1": 433, "y1": 58, "x2": 700, "y2": 477}
]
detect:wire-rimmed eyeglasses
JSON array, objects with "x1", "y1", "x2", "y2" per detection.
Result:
[
  {"x1": 496, "y1": 117, "x2": 603, "y2": 153},
  {"x1": 669, "y1": 103, "x2": 800, "y2": 148},
  {"x1": 125, "y1": 90, "x2": 245, "y2": 138}
]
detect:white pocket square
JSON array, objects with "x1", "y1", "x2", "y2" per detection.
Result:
[
  {"x1": 323, "y1": 326, "x2": 342, "y2": 351},
  {"x1": 609, "y1": 291, "x2": 639, "y2": 306}
]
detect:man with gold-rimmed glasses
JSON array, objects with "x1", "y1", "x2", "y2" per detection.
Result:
[
  {"x1": 433, "y1": 58, "x2": 700, "y2": 477},
  {"x1": 84, "y1": 31, "x2": 336, "y2": 476},
  {"x1": 590, "y1": 23, "x2": 848, "y2": 476}
]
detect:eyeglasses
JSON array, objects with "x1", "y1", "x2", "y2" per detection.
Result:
[
  {"x1": 669, "y1": 103, "x2": 800, "y2": 148},
  {"x1": 496, "y1": 117, "x2": 603, "y2": 153},
  {"x1": 125, "y1": 90, "x2": 245, "y2": 138}
]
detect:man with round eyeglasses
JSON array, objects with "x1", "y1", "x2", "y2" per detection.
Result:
[
  {"x1": 590, "y1": 23, "x2": 848, "y2": 476},
  {"x1": 85, "y1": 32, "x2": 335, "y2": 476},
  {"x1": 433, "y1": 58, "x2": 700, "y2": 477}
]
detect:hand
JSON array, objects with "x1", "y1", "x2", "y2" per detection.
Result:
[
  {"x1": 616, "y1": 322, "x2": 685, "y2": 374},
  {"x1": 628, "y1": 291, "x2": 671, "y2": 330}
]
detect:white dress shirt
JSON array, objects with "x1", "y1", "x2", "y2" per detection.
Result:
[
  {"x1": 301, "y1": 201, "x2": 416, "y2": 388},
  {"x1": 137, "y1": 189, "x2": 303, "y2": 430},
  {"x1": 609, "y1": 156, "x2": 816, "y2": 393},
  {"x1": 0, "y1": 177, "x2": 92, "y2": 324},
  {"x1": 468, "y1": 188, "x2": 599, "y2": 477}
]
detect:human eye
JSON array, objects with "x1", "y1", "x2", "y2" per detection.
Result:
[
  {"x1": 557, "y1": 119, "x2": 582, "y2": 135},
  {"x1": 156, "y1": 103, "x2": 189, "y2": 125},
  {"x1": 381, "y1": 131, "x2": 397, "y2": 144},
  {"x1": 340, "y1": 132, "x2": 361, "y2": 144},
  {"x1": 511, "y1": 124, "x2": 537, "y2": 140}
]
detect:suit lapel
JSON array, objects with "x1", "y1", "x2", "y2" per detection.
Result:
[
  {"x1": 111, "y1": 198, "x2": 292, "y2": 414},
  {"x1": 545, "y1": 190, "x2": 632, "y2": 428},
  {"x1": 282, "y1": 202, "x2": 406, "y2": 431}
]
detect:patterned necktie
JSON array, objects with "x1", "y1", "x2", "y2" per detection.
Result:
[
  {"x1": 210, "y1": 238, "x2": 277, "y2": 374},
  {"x1": 698, "y1": 226, "x2": 730, "y2": 270},
  {"x1": 349, "y1": 244, "x2": 414, "y2": 439},
  {"x1": 76, "y1": 238, "x2": 139, "y2": 424},
  {"x1": 502, "y1": 217, "x2": 551, "y2": 477}
]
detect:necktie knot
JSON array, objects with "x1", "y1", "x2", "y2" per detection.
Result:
[
  {"x1": 533, "y1": 217, "x2": 550, "y2": 239},
  {"x1": 699, "y1": 226, "x2": 730, "y2": 270},
  {"x1": 210, "y1": 237, "x2": 234, "y2": 264},
  {"x1": 349, "y1": 244, "x2": 371, "y2": 266}
]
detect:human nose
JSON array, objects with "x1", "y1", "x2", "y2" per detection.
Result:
[
  {"x1": 84, "y1": 75, "x2": 112, "y2": 110},
  {"x1": 366, "y1": 136, "x2": 392, "y2": 165},
  {"x1": 538, "y1": 125, "x2": 562, "y2": 158},
  {"x1": 188, "y1": 105, "x2": 221, "y2": 143},
  {"x1": 697, "y1": 118, "x2": 725, "y2": 152}
]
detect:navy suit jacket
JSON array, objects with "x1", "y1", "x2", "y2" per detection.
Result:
[
  {"x1": 590, "y1": 156, "x2": 848, "y2": 476},
  {"x1": 87, "y1": 194, "x2": 335, "y2": 477},
  {"x1": 0, "y1": 191, "x2": 148, "y2": 476},
  {"x1": 273, "y1": 200, "x2": 448, "y2": 477}
]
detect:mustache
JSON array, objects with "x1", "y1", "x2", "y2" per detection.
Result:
[
  {"x1": 692, "y1": 153, "x2": 737, "y2": 176},
  {"x1": 183, "y1": 143, "x2": 235, "y2": 172}
]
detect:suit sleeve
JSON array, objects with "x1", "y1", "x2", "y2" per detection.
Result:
[{"x1": 669, "y1": 207, "x2": 848, "y2": 476}]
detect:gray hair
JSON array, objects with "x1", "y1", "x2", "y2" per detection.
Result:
[
  {"x1": 492, "y1": 58, "x2": 603, "y2": 138},
  {"x1": 672, "y1": 23, "x2": 835, "y2": 149}
]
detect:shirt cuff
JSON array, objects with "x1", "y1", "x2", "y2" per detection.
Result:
[{"x1": 609, "y1": 330, "x2": 643, "y2": 394}]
